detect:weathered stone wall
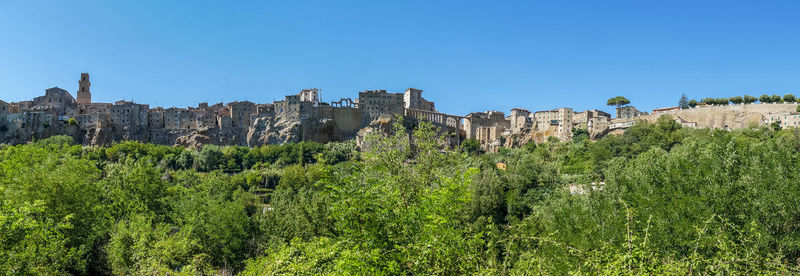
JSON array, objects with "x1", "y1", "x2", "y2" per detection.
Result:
[
  {"x1": 612, "y1": 103, "x2": 799, "y2": 130},
  {"x1": 332, "y1": 107, "x2": 363, "y2": 134}
]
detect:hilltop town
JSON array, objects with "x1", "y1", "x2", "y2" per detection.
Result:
[{"x1": 1, "y1": 73, "x2": 798, "y2": 151}]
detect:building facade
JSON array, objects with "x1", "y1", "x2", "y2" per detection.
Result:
[{"x1": 616, "y1": 106, "x2": 648, "y2": 119}]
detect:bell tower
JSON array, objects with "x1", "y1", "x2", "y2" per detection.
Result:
[{"x1": 77, "y1": 72, "x2": 91, "y2": 105}]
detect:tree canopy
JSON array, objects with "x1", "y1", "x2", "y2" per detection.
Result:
[
  {"x1": 678, "y1": 94, "x2": 689, "y2": 109},
  {"x1": 606, "y1": 96, "x2": 631, "y2": 107}
]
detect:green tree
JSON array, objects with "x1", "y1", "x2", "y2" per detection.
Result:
[
  {"x1": 35, "y1": 135, "x2": 74, "y2": 147},
  {"x1": 196, "y1": 145, "x2": 224, "y2": 171},
  {"x1": 771, "y1": 94, "x2": 782, "y2": 103},
  {"x1": 701, "y1": 98, "x2": 715, "y2": 105},
  {"x1": 688, "y1": 99, "x2": 698, "y2": 108},
  {"x1": 461, "y1": 138, "x2": 481, "y2": 155},
  {"x1": 572, "y1": 127, "x2": 590, "y2": 142},
  {"x1": 0, "y1": 201, "x2": 81, "y2": 274},
  {"x1": 320, "y1": 140, "x2": 359, "y2": 164},
  {"x1": 770, "y1": 121, "x2": 782, "y2": 131},
  {"x1": 743, "y1": 94, "x2": 757, "y2": 104},
  {"x1": 759, "y1": 94, "x2": 771, "y2": 103},
  {"x1": 729, "y1": 96, "x2": 743, "y2": 104},
  {"x1": 678, "y1": 94, "x2": 689, "y2": 109},
  {"x1": 176, "y1": 149, "x2": 195, "y2": 170},
  {"x1": 783, "y1": 94, "x2": 796, "y2": 103},
  {"x1": 0, "y1": 143, "x2": 106, "y2": 273},
  {"x1": 606, "y1": 96, "x2": 631, "y2": 108}
]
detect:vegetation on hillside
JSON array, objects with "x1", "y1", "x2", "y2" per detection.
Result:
[
  {"x1": 2, "y1": 116, "x2": 800, "y2": 274},
  {"x1": 686, "y1": 93, "x2": 798, "y2": 106}
]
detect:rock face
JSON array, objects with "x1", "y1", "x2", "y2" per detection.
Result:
[
  {"x1": 0, "y1": 112, "x2": 362, "y2": 149},
  {"x1": 172, "y1": 128, "x2": 245, "y2": 150},
  {"x1": 83, "y1": 127, "x2": 113, "y2": 146},
  {"x1": 247, "y1": 115, "x2": 354, "y2": 147},
  {"x1": 247, "y1": 115, "x2": 301, "y2": 146},
  {"x1": 615, "y1": 103, "x2": 799, "y2": 130},
  {"x1": 174, "y1": 131, "x2": 212, "y2": 150}
]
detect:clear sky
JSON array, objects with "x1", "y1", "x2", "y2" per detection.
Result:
[{"x1": 1, "y1": 0, "x2": 798, "y2": 116}]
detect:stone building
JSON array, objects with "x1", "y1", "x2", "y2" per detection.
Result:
[
  {"x1": 76, "y1": 113, "x2": 103, "y2": 128},
  {"x1": 148, "y1": 107, "x2": 165, "y2": 129},
  {"x1": 283, "y1": 95, "x2": 299, "y2": 115},
  {"x1": 192, "y1": 110, "x2": 217, "y2": 128},
  {"x1": 32, "y1": 87, "x2": 76, "y2": 114},
  {"x1": 616, "y1": 106, "x2": 647, "y2": 119},
  {"x1": 765, "y1": 112, "x2": 800, "y2": 128},
  {"x1": 80, "y1": 103, "x2": 112, "y2": 115},
  {"x1": 358, "y1": 89, "x2": 405, "y2": 121},
  {"x1": 475, "y1": 126, "x2": 504, "y2": 149},
  {"x1": 587, "y1": 115, "x2": 609, "y2": 136},
  {"x1": 573, "y1": 109, "x2": 611, "y2": 136},
  {"x1": 464, "y1": 111, "x2": 509, "y2": 151},
  {"x1": 298, "y1": 88, "x2": 320, "y2": 103},
  {"x1": 0, "y1": 100, "x2": 9, "y2": 114},
  {"x1": 404, "y1": 88, "x2": 436, "y2": 112},
  {"x1": 509, "y1": 108, "x2": 532, "y2": 134},
  {"x1": 273, "y1": 100, "x2": 286, "y2": 114},
  {"x1": 111, "y1": 101, "x2": 149, "y2": 127},
  {"x1": 164, "y1": 108, "x2": 190, "y2": 129},
  {"x1": 533, "y1": 108, "x2": 573, "y2": 141},
  {"x1": 10, "y1": 101, "x2": 32, "y2": 113},
  {"x1": 218, "y1": 115, "x2": 232, "y2": 129},
  {"x1": 652, "y1": 106, "x2": 680, "y2": 114},
  {"x1": 76, "y1": 73, "x2": 91, "y2": 105},
  {"x1": 228, "y1": 101, "x2": 256, "y2": 128},
  {"x1": 279, "y1": 89, "x2": 320, "y2": 120},
  {"x1": 256, "y1": 103, "x2": 274, "y2": 115}
]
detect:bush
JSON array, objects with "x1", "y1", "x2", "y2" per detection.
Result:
[
  {"x1": 35, "y1": 135, "x2": 74, "y2": 147},
  {"x1": 461, "y1": 138, "x2": 481, "y2": 155},
  {"x1": 0, "y1": 201, "x2": 82, "y2": 274}
]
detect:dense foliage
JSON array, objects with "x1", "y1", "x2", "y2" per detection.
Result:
[
  {"x1": 688, "y1": 93, "x2": 798, "y2": 105},
  {"x1": 1, "y1": 116, "x2": 800, "y2": 274}
]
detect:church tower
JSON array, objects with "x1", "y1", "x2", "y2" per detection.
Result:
[{"x1": 77, "y1": 73, "x2": 91, "y2": 105}]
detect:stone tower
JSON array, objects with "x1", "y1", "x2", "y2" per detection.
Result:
[
  {"x1": 404, "y1": 88, "x2": 422, "y2": 109},
  {"x1": 77, "y1": 73, "x2": 91, "y2": 105}
]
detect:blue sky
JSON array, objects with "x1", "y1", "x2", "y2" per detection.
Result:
[{"x1": 1, "y1": 1, "x2": 799, "y2": 116}]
